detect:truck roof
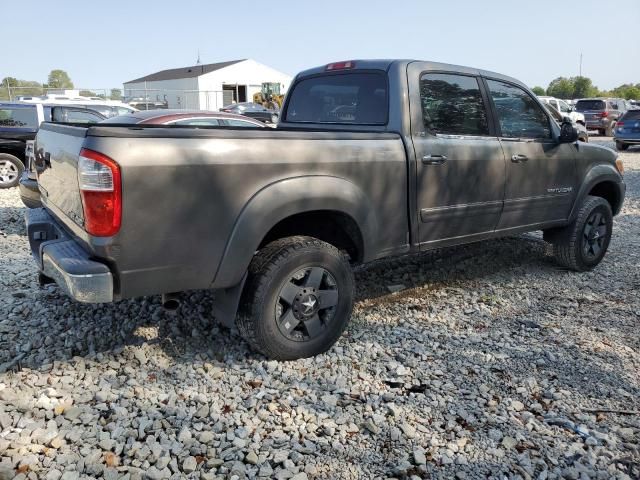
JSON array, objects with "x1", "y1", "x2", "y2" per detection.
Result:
[{"x1": 294, "y1": 59, "x2": 528, "y2": 90}]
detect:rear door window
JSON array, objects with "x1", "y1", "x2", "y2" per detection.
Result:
[
  {"x1": 0, "y1": 107, "x2": 38, "y2": 128},
  {"x1": 419, "y1": 73, "x2": 490, "y2": 135},
  {"x1": 284, "y1": 72, "x2": 387, "y2": 125},
  {"x1": 486, "y1": 79, "x2": 552, "y2": 139}
]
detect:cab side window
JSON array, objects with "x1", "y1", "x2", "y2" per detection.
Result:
[
  {"x1": 486, "y1": 79, "x2": 551, "y2": 139},
  {"x1": 420, "y1": 73, "x2": 489, "y2": 136}
]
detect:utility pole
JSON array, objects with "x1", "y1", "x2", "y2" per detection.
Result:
[
  {"x1": 5, "y1": 77, "x2": 11, "y2": 100},
  {"x1": 579, "y1": 52, "x2": 583, "y2": 77}
]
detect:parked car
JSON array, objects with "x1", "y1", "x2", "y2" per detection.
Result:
[
  {"x1": 544, "y1": 103, "x2": 588, "y2": 142},
  {"x1": 574, "y1": 98, "x2": 627, "y2": 136},
  {"x1": 614, "y1": 109, "x2": 640, "y2": 151},
  {"x1": 0, "y1": 103, "x2": 44, "y2": 188},
  {"x1": 18, "y1": 106, "x2": 107, "y2": 206},
  {"x1": 101, "y1": 109, "x2": 267, "y2": 127},
  {"x1": 18, "y1": 96, "x2": 138, "y2": 116},
  {"x1": 27, "y1": 59, "x2": 625, "y2": 360},
  {"x1": 537, "y1": 96, "x2": 585, "y2": 125},
  {"x1": 220, "y1": 102, "x2": 279, "y2": 124}
]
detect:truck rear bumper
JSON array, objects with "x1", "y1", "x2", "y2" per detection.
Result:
[{"x1": 25, "y1": 208, "x2": 113, "y2": 303}]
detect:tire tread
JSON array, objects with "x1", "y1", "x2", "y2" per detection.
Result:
[
  {"x1": 236, "y1": 236, "x2": 353, "y2": 359},
  {"x1": 550, "y1": 195, "x2": 612, "y2": 271}
]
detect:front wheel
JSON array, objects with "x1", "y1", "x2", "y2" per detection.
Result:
[
  {"x1": 237, "y1": 236, "x2": 354, "y2": 360},
  {"x1": 545, "y1": 196, "x2": 613, "y2": 272},
  {"x1": 0, "y1": 153, "x2": 24, "y2": 189}
]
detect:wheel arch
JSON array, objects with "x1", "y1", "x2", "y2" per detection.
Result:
[
  {"x1": 211, "y1": 175, "x2": 378, "y2": 288},
  {"x1": 570, "y1": 165, "x2": 625, "y2": 220},
  {"x1": 0, "y1": 143, "x2": 26, "y2": 162}
]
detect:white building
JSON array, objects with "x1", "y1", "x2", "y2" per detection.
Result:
[{"x1": 123, "y1": 59, "x2": 292, "y2": 110}]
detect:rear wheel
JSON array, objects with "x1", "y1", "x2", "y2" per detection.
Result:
[
  {"x1": 616, "y1": 141, "x2": 629, "y2": 151},
  {"x1": 545, "y1": 195, "x2": 613, "y2": 272},
  {"x1": 0, "y1": 153, "x2": 23, "y2": 189},
  {"x1": 237, "y1": 236, "x2": 354, "y2": 360}
]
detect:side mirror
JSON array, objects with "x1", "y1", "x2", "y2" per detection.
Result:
[{"x1": 559, "y1": 121, "x2": 579, "y2": 143}]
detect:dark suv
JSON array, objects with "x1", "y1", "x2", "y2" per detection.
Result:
[{"x1": 575, "y1": 98, "x2": 627, "y2": 136}]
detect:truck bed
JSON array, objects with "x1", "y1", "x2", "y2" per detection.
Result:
[{"x1": 35, "y1": 123, "x2": 410, "y2": 299}]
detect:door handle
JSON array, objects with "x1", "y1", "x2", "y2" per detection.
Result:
[
  {"x1": 511, "y1": 154, "x2": 528, "y2": 163},
  {"x1": 422, "y1": 154, "x2": 447, "y2": 165}
]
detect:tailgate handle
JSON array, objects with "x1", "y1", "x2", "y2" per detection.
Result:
[
  {"x1": 44, "y1": 152, "x2": 51, "y2": 168},
  {"x1": 422, "y1": 154, "x2": 447, "y2": 165},
  {"x1": 511, "y1": 154, "x2": 528, "y2": 163}
]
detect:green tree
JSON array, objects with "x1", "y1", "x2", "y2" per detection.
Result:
[
  {"x1": 110, "y1": 88, "x2": 122, "y2": 100},
  {"x1": 611, "y1": 84, "x2": 640, "y2": 100},
  {"x1": 546, "y1": 77, "x2": 574, "y2": 99},
  {"x1": 573, "y1": 76, "x2": 598, "y2": 99},
  {"x1": 47, "y1": 69, "x2": 74, "y2": 89},
  {"x1": 531, "y1": 86, "x2": 545, "y2": 95},
  {"x1": 79, "y1": 90, "x2": 97, "y2": 97},
  {"x1": 1, "y1": 77, "x2": 43, "y2": 100}
]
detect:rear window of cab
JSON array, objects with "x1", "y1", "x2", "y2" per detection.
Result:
[{"x1": 284, "y1": 72, "x2": 387, "y2": 125}]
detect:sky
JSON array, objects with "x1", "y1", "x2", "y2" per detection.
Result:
[{"x1": 2, "y1": 0, "x2": 639, "y2": 91}]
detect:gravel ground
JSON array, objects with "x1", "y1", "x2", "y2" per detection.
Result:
[{"x1": 1, "y1": 140, "x2": 639, "y2": 480}]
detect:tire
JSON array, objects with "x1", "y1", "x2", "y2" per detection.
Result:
[
  {"x1": 616, "y1": 141, "x2": 629, "y2": 151},
  {"x1": 237, "y1": 236, "x2": 354, "y2": 360},
  {"x1": 546, "y1": 195, "x2": 613, "y2": 272},
  {"x1": 0, "y1": 153, "x2": 24, "y2": 189}
]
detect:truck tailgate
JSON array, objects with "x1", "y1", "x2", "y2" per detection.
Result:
[{"x1": 35, "y1": 123, "x2": 88, "y2": 228}]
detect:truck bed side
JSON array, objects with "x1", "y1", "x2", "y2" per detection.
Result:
[{"x1": 35, "y1": 124, "x2": 409, "y2": 299}]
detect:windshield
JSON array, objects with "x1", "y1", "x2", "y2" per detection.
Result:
[
  {"x1": 575, "y1": 100, "x2": 606, "y2": 111},
  {"x1": 0, "y1": 107, "x2": 38, "y2": 128},
  {"x1": 284, "y1": 72, "x2": 387, "y2": 125}
]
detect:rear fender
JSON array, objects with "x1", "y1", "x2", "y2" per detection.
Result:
[{"x1": 212, "y1": 175, "x2": 377, "y2": 288}]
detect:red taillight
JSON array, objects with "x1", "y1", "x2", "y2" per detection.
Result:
[
  {"x1": 616, "y1": 121, "x2": 624, "y2": 127},
  {"x1": 599, "y1": 111, "x2": 609, "y2": 118},
  {"x1": 326, "y1": 61, "x2": 355, "y2": 71},
  {"x1": 78, "y1": 148, "x2": 121, "y2": 237}
]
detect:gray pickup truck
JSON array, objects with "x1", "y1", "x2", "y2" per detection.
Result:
[{"x1": 27, "y1": 60, "x2": 626, "y2": 360}]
